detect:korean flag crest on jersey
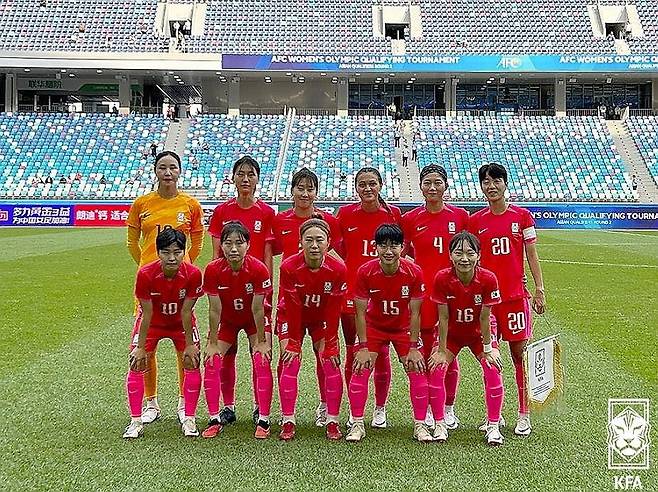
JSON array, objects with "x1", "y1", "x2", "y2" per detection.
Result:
[
  {"x1": 179, "y1": 289, "x2": 187, "y2": 299},
  {"x1": 401, "y1": 285, "x2": 409, "y2": 297},
  {"x1": 177, "y1": 212, "x2": 186, "y2": 224},
  {"x1": 245, "y1": 283, "x2": 253, "y2": 294},
  {"x1": 254, "y1": 220, "x2": 262, "y2": 232},
  {"x1": 474, "y1": 294, "x2": 482, "y2": 305},
  {"x1": 512, "y1": 222, "x2": 519, "y2": 234},
  {"x1": 448, "y1": 221, "x2": 456, "y2": 233},
  {"x1": 324, "y1": 282, "x2": 333, "y2": 293}
]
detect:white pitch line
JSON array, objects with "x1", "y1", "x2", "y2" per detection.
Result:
[
  {"x1": 603, "y1": 230, "x2": 658, "y2": 239},
  {"x1": 541, "y1": 259, "x2": 658, "y2": 269},
  {"x1": 541, "y1": 243, "x2": 657, "y2": 246}
]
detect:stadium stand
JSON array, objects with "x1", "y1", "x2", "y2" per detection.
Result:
[
  {"x1": 183, "y1": 114, "x2": 286, "y2": 199},
  {"x1": 1, "y1": 0, "x2": 656, "y2": 55},
  {"x1": 280, "y1": 114, "x2": 399, "y2": 200},
  {"x1": 626, "y1": 116, "x2": 658, "y2": 186},
  {"x1": 0, "y1": 112, "x2": 168, "y2": 199},
  {"x1": 414, "y1": 115, "x2": 637, "y2": 201}
]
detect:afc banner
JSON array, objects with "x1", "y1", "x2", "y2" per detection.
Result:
[{"x1": 0, "y1": 201, "x2": 657, "y2": 229}]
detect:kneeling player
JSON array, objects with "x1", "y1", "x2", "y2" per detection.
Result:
[
  {"x1": 202, "y1": 221, "x2": 273, "y2": 439},
  {"x1": 277, "y1": 217, "x2": 347, "y2": 441},
  {"x1": 123, "y1": 229, "x2": 204, "y2": 438},
  {"x1": 429, "y1": 231, "x2": 505, "y2": 445},
  {"x1": 346, "y1": 224, "x2": 431, "y2": 442}
]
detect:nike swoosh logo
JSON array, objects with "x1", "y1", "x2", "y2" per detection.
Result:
[
  {"x1": 281, "y1": 230, "x2": 292, "y2": 235},
  {"x1": 347, "y1": 227, "x2": 358, "y2": 232},
  {"x1": 446, "y1": 295, "x2": 455, "y2": 299},
  {"x1": 150, "y1": 292, "x2": 160, "y2": 295},
  {"x1": 369, "y1": 289, "x2": 380, "y2": 293},
  {"x1": 217, "y1": 286, "x2": 229, "y2": 290},
  {"x1": 416, "y1": 226, "x2": 428, "y2": 232},
  {"x1": 294, "y1": 284, "x2": 305, "y2": 288},
  {"x1": 478, "y1": 229, "x2": 488, "y2": 234},
  {"x1": 222, "y1": 220, "x2": 232, "y2": 225}
]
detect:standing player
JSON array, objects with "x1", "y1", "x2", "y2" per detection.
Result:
[
  {"x1": 428, "y1": 231, "x2": 505, "y2": 445},
  {"x1": 336, "y1": 167, "x2": 402, "y2": 428},
  {"x1": 271, "y1": 168, "x2": 341, "y2": 427},
  {"x1": 126, "y1": 150, "x2": 204, "y2": 425},
  {"x1": 401, "y1": 164, "x2": 468, "y2": 429},
  {"x1": 469, "y1": 162, "x2": 546, "y2": 436},
  {"x1": 207, "y1": 156, "x2": 275, "y2": 426},
  {"x1": 201, "y1": 221, "x2": 274, "y2": 439},
  {"x1": 345, "y1": 224, "x2": 431, "y2": 443},
  {"x1": 123, "y1": 229, "x2": 204, "y2": 438}
]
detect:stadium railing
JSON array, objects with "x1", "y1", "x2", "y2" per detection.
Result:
[
  {"x1": 629, "y1": 109, "x2": 658, "y2": 117},
  {"x1": 348, "y1": 109, "x2": 389, "y2": 116},
  {"x1": 416, "y1": 109, "x2": 447, "y2": 117},
  {"x1": 566, "y1": 109, "x2": 599, "y2": 116},
  {"x1": 241, "y1": 107, "x2": 287, "y2": 115},
  {"x1": 296, "y1": 109, "x2": 336, "y2": 116}
]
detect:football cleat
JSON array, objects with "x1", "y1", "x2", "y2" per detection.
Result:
[
  {"x1": 479, "y1": 415, "x2": 506, "y2": 432},
  {"x1": 181, "y1": 417, "x2": 199, "y2": 437},
  {"x1": 326, "y1": 422, "x2": 343, "y2": 441},
  {"x1": 201, "y1": 419, "x2": 222, "y2": 439},
  {"x1": 424, "y1": 407, "x2": 435, "y2": 428},
  {"x1": 315, "y1": 402, "x2": 328, "y2": 427},
  {"x1": 444, "y1": 407, "x2": 460, "y2": 430},
  {"x1": 141, "y1": 405, "x2": 161, "y2": 424},
  {"x1": 252, "y1": 407, "x2": 260, "y2": 426},
  {"x1": 279, "y1": 422, "x2": 296, "y2": 441},
  {"x1": 514, "y1": 414, "x2": 532, "y2": 436},
  {"x1": 219, "y1": 407, "x2": 237, "y2": 426},
  {"x1": 345, "y1": 421, "x2": 366, "y2": 442},
  {"x1": 371, "y1": 406, "x2": 387, "y2": 429},
  {"x1": 486, "y1": 423, "x2": 504, "y2": 446},
  {"x1": 254, "y1": 421, "x2": 271, "y2": 439},
  {"x1": 432, "y1": 420, "x2": 448, "y2": 442},
  {"x1": 122, "y1": 420, "x2": 143, "y2": 439},
  {"x1": 413, "y1": 422, "x2": 433, "y2": 442}
]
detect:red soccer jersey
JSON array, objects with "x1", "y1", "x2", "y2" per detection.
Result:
[
  {"x1": 431, "y1": 267, "x2": 501, "y2": 336},
  {"x1": 271, "y1": 208, "x2": 341, "y2": 260},
  {"x1": 336, "y1": 202, "x2": 402, "y2": 296},
  {"x1": 468, "y1": 204, "x2": 537, "y2": 302},
  {"x1": 207, "y1": 198, "x2": 275, "y2": 262},
  {"x1": 135, "y1": 260, "x2": 204, "y2": 328},
  {"x1": 279, "y1": 251, "x2": 347, "y2": 351},
  {"x1": 203, "y1": 255, "x2": 272, "y2": 326},
  {"x1": 354, "y1": 257, "x2": 425, "y2": 332},
  {"x1": 402, "y1": 204, "x2": 469, "y2": 282}
]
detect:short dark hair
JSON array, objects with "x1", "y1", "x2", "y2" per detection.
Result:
[
  {"x1": 374, "y1": 223, "x2": 404, "y2": 246},
  {"x1": 232, "y1": 155, "x2": 260, "y2": 177},
  {"x1": 449, "y1": 230, "x2": 480, "y2": 254},
  {"x1": 478, "y1": 162, "x2": 508, "y2": 185},
  {"x1": 291, "y1": 167, "x2": 319, "y2": 193},
  {"x1": 156, "y1": 228, "x2": 186, "y2": 251},
  {"x1": 420, "y1": 164, "x2": 449, "y2": 188},
  {"x1": 154, "y1": 150, "x2": 182, "y2": 169},
  {"x1": 220, "y1": 220, "x2": 250, "y2": 243}
]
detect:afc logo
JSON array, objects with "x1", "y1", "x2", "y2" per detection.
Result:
[
  {"x1": 0, "y1": 210, "x2": 8, "y2": 222},
  {"x1": 179, "y1": 289, "x2": 186, "y2": 299},
  {"x1": 498, "y1": 56, "x2": 522, "y2": 69},
  {"x1": 176, "y1": 212, "x2": 186, "y2": 223},
  {"x1": 324, "y1": 282, "x2": 333, "y2": 293},
  {"x1": 245, "y1": 283, "x2": 253, "y2": 293},
  {"x1": 254, "y1": 220, "x2": 262, "y2": 232},
  {"x1": 474, "y1": 294, "x2": 482, "y2": 305},
  {"x1": 448, "y1": 221, "x2": 456, "y2": 233},
  {"x1": 401, "y1": 285, "x2": 409, "y2": 297},
  {"x1": 263, "y1": 279, "x2": 272, "y2": 289},
  {"x1": 511, "y1": 222, "x2": 519, "y2": 233}
]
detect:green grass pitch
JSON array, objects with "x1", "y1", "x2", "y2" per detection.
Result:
[{"x1": 1, "y1": 227, "x2": 656, "y2": 491}]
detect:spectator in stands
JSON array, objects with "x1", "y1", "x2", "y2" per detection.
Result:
[
  {"x1": 202, "y1": 141, "x2": 209, "y2": 152},
  {"x1": 45, "y1": 176, "x2": 53, "y2": 184},
  {"x1": 190, "y1": 155, "x2": 199, "y2": 170},
  {"x1": 100, "y1": 175, "x2": 107, "y2": 185},
  {"x1": 74, "y1": 172, "x2": 82, "y2": 182},
  {"x1": 79, "y1": 22, "x2": 86, "y2": 33},
  {"x1": 394, "y1": 127, "x2": 401, "y2": 147},
  {"x1": 59, "y1": 176, "x2": 68, "y2": 184},
  {"x1": 222, "y1": 175, "x2": 231, "y2": 185},
  {"x1": 632, "y1": 175, "x2": 638, "y2": 191},
  {"x1": 112, "y1": 106, "x2": 119, "y2": 116},
  {"x1": 40, "y1": 0, "x2": 46, "y2": 7},
  {"x1": 183, "y1": 20, "x2": 191, "y2": 36},
  {"x1": 340, "y1": 172, "x2": 347, "y2": 183},
  {"x1": 402, "y1": 146, "x2": 409, "y2": 167},
  {"x1": 150, "y1": 142, "x2": 158, "y2": 157}
]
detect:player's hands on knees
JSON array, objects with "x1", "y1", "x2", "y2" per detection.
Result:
[
  {"x1": 129, "y1": 346, "x2": 147, "y2": 372},
  {"x1": 204, "y1": 342, "x2": 221, "y2": 367},
  {"x1": 281, "y1": 348, "x2": 299, "y2": 364},
  {"x1": 325, "y1": 354, "x2": 341, "y2": 369},
  {"x1": 353, "y1": 348, "x2": 371, "y2": 373},
  {"x1": 428, "y1": 348, "x2": 448, "y2": 371},
  {"x1": 484, "y1": 348, "x2": 503, "y2": 372},
  {"x1": 532, "y1": 289, "x2": 546, "y2": 314},
  {"x1": 183, "y1": 343, "x2": 200, "y2": 369},
  {"x1": 254, "y1": 341, "x2": 272, "y2": 362},
  {"x1": 406, "y1": 348, "x2": 426, "y2": 373}
]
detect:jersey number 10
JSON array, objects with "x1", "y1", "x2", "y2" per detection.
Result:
[{"x1": 161, "y1": 302, "x2": 178, "y2": 315}]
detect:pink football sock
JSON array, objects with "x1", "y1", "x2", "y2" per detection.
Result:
[
  {"x1": 252, "y1": 352, "x2": 273, "y2": 419},
  {"x1": 481, "y1": 358, "x2": 504, "y2": 423},
  {"x1": 407, "y1": 370, "x2": 429, "y2": 422},
  {"x1": 126, "y1": 369, "x2": 145, "y2": 418},
  {"x1": 374, "y1": 345, "x2": 392, "y2": 407},
  {"x1": 203, "y1": 355, "x2": 222, "y2": 417},
  {"x1": 444, "y1": 357, "x2": 460, "y2": 406},
  {"x1": 183, "y1": 368, "x2": 202, "y2": 418},
  {"x1": 220, "y1": 352, "x2": 237, "y2": 407},
  {"x1": 278, "y1": 357, "x2": 301, "y2": 418},
  {"x1": 344, "y1": 345, "x2": 355, "y2": 388},
  {"x1": 347, "y1": 367, "x2": 372, "y2": 420},
  {"x1": 322, "y1": 359, "x2": 343, "y2": 418},
  {"x1": 513, "y1": 358, "x2": 528, "y2": 415},
  {"x1": 314, "y1": 350, "x2": 327, "y2": 403},
  {"x1": 427, "y1": 364, "x2": 447, "y2": 421}
]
